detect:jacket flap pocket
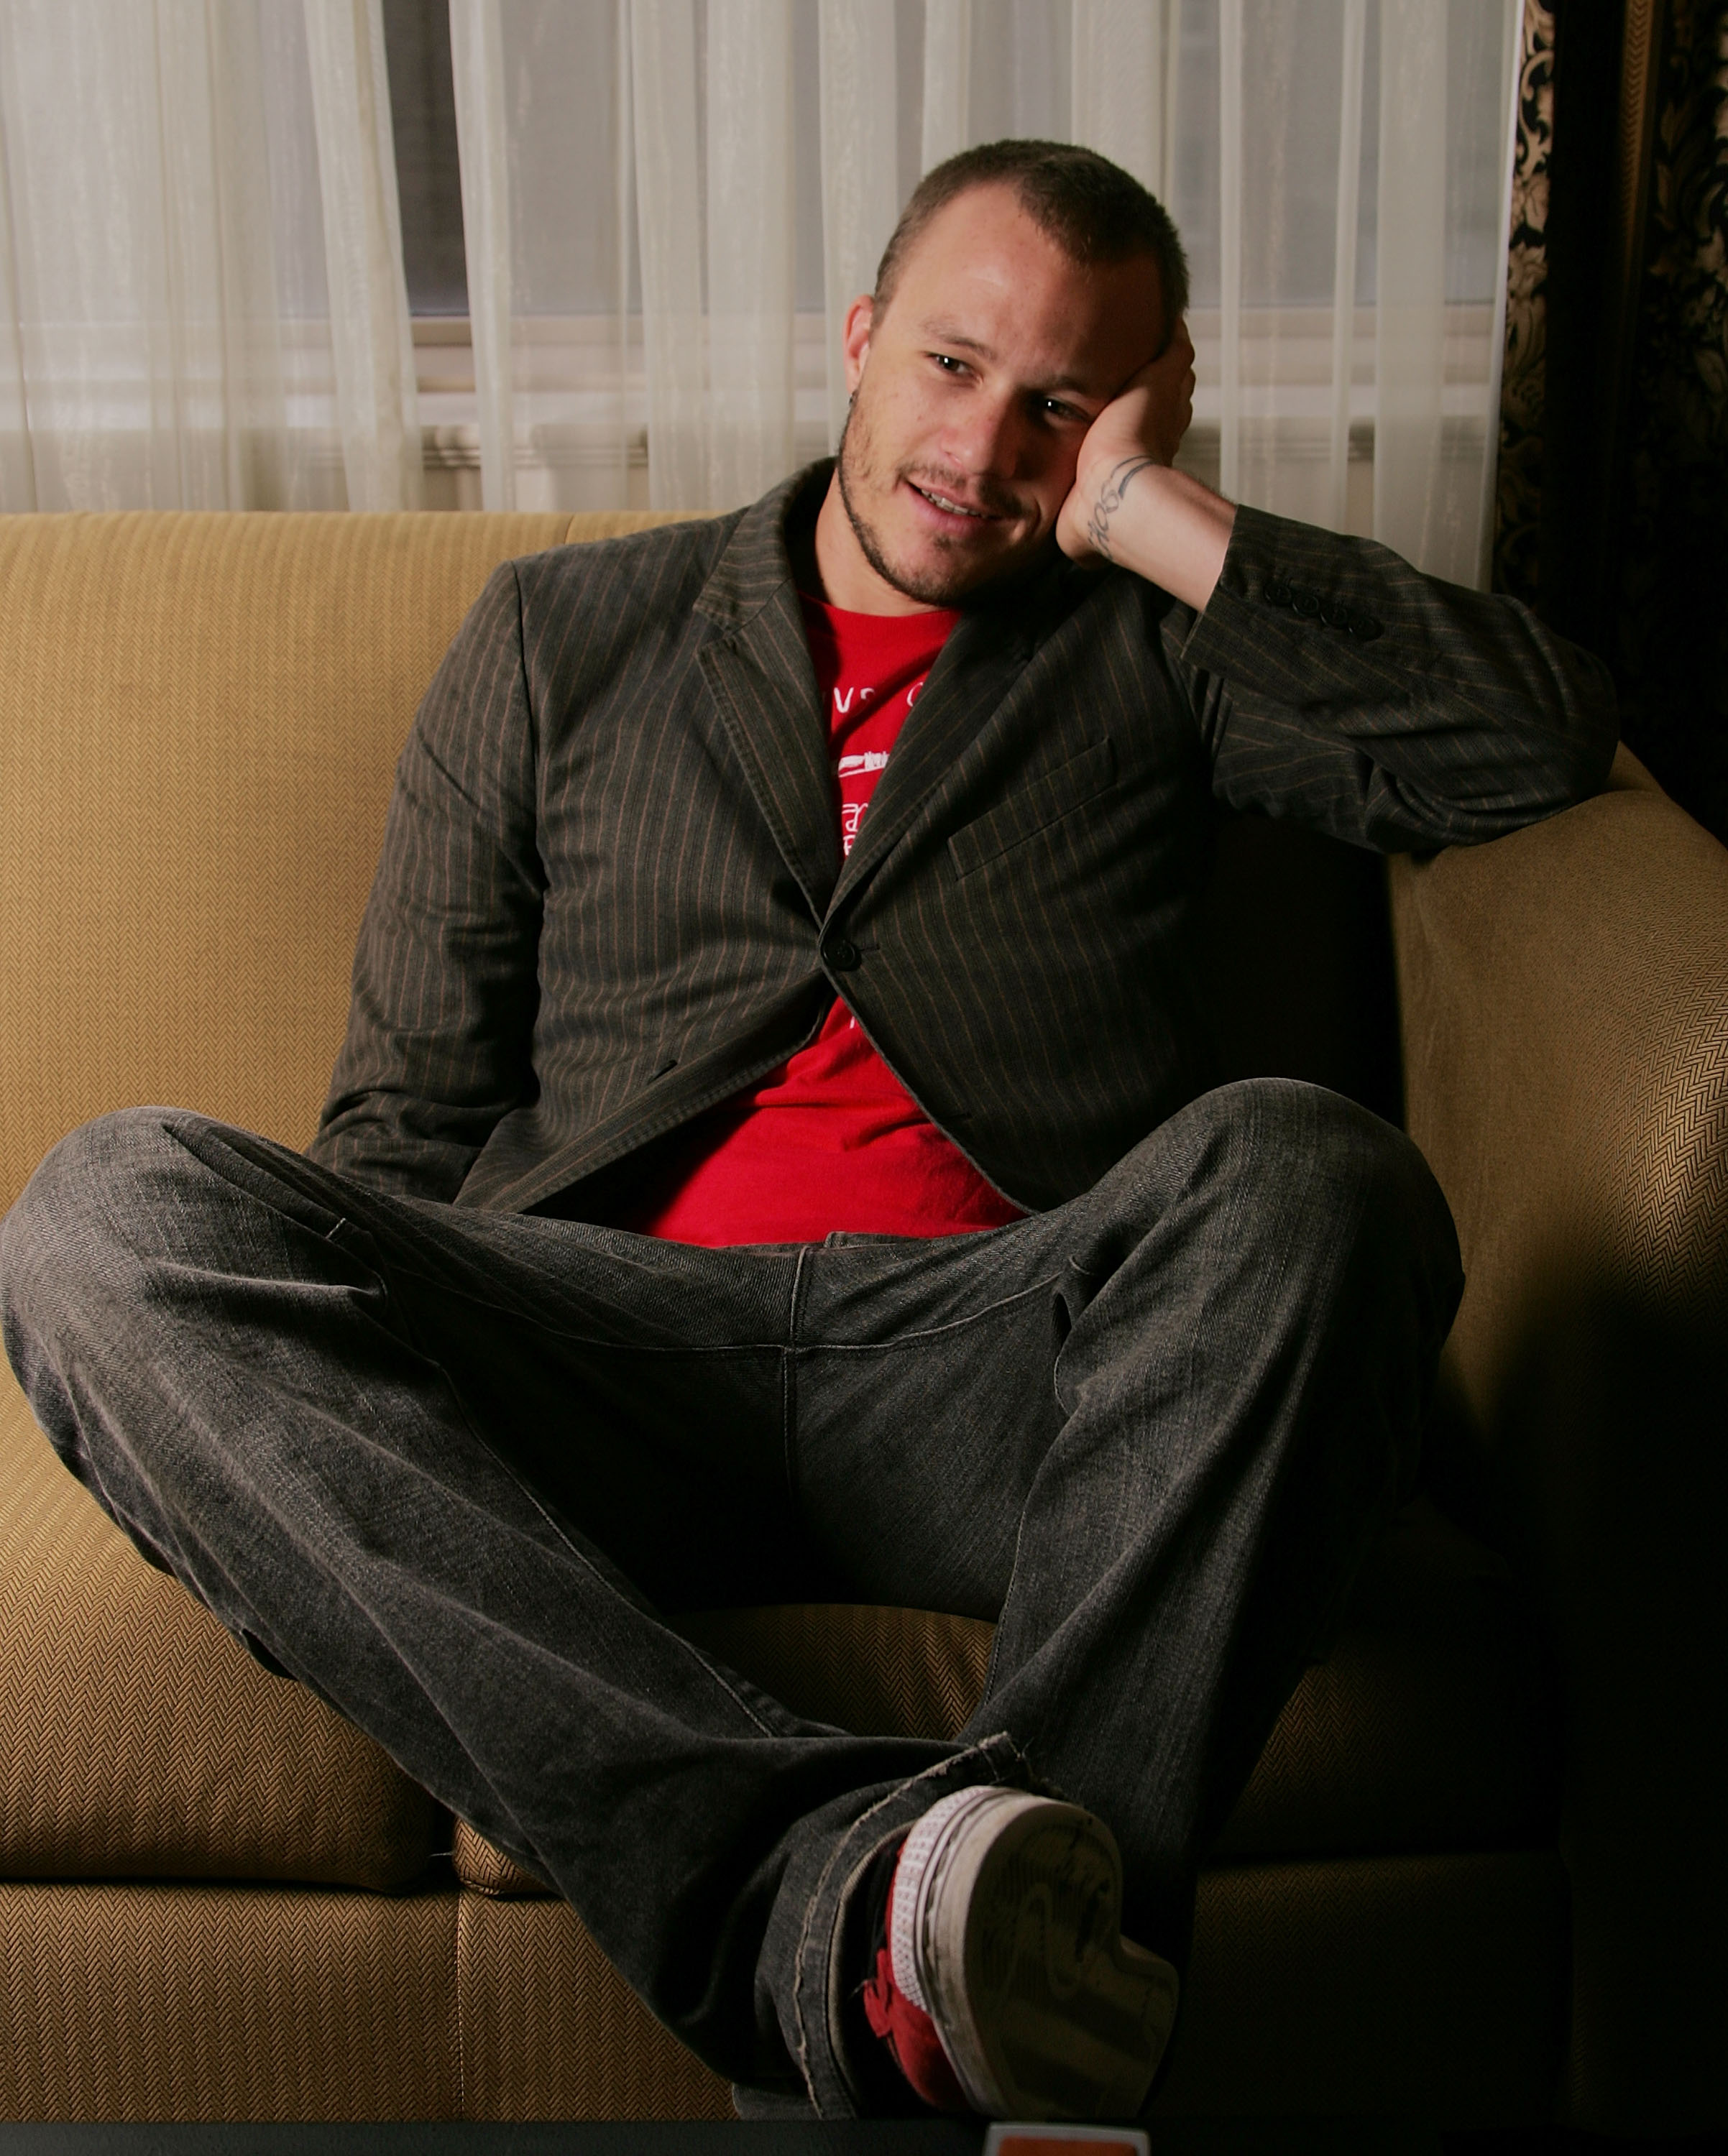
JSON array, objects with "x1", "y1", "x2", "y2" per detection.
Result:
[{"x1": 947, "y1": 737, "x2": 1118, "y2": 877}]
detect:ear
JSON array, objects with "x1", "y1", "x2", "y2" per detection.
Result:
[{"x1": 842, "y1": 295, "x2": 875, "y2": 395}]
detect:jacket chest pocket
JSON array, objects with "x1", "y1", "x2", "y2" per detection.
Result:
[{"x1": 946, "y1": 737, "x2": 1118, "y2": 878}]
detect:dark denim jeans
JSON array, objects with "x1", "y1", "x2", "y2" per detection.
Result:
[{"x1": 0, "y1": 1078, "x2": 1461, "y2": 2115}]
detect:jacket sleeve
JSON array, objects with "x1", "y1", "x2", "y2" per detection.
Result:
[
  {"x1": 1169, "y1": 504, "x2": 1619, "y2": 851},
  {"x1": 307, "y1": 561, "x2": 545, "y2": 1202}
]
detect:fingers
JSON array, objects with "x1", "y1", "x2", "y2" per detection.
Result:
[
  {"x1": 1080, "y1": 318, "x2": 1196, "y2": 477},
  {"x1": 1154, "y1": 307, "x2": 1194, "y2": 363},
  {"x1": 1162, "y1": 318, "x2": 1196, "y2": 451},
  {"x1": 1123, "y1": 319, "x2": 1195, "y2": 397},
  {"x1": 1139, "y1": 317, "x2": 1190, "y2": 448},
  {"x1": 1142, "y1": 320, "x2": 1195, "y2": 459}
]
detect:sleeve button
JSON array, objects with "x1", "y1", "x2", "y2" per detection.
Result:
[
  {"x1": 1320, "y1": 599, "x2": 1352, "y2": 629},
  {"x1": 1348, "y1": 610, "x2": 1383, "y2": 641},
  {"x1": 1289, "y1": 586, "x2": 1321, "y2": 617},
  {"x1": 1263, "y1": 579, "x2": 1292, "y2": 607}
]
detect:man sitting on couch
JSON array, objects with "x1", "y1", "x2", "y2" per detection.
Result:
[{"x1": 0, "y1": 141, "x2": 1615, "y2": 2120}]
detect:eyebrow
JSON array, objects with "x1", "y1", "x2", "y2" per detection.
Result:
[{"x1": 916, "y1": 319, "x2": 1100, "y2": 400}]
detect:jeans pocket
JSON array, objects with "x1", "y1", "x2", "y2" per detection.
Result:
[{"x1": 165, "y1": 1116, "x2": 365, "y2": 1252}]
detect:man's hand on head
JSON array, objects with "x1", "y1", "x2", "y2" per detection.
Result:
[
  {"x1": 1060, "y1": 318, "x2": 1197, "y2": 535},
  {"x1": 1054, "y1": 318, "x2": 1237, "y2": 613}
]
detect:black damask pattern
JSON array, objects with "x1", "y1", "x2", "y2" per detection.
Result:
[{"x1": 1493, "y1": 0, "x2": 1553, "y2": 609}]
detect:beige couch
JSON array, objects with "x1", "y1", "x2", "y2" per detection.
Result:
[{"x1": 2, "y1": 512, "x2": 1724, "y2": 2128}]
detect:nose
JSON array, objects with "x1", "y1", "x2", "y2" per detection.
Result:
[{"x1": 942, "y1": 388, "x2": 1029, "y2": 482}]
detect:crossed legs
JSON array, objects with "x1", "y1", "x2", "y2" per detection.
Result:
[{"x1": 0, "y1": 1079, "x2": 1460, "y2": 2113}]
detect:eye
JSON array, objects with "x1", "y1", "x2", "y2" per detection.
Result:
[
  {"x1": 929, "y1": 351, "x2": 968, "y2": 375},
  {"x1": 1038, "y1": 396, "x2": 1086, "y2": 423}
]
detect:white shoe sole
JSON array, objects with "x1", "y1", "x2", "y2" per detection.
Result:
[{"x1": 903, "y1": 1788, "x2": 1180, "y2": 2120}]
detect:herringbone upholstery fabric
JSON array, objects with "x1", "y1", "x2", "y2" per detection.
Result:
[
  {"x1": 0, "y1": 1881, "x2": 457, "y2": 2119},
  {"x1": 1390, "y1": 745, "x2": 1728, "y2": 1420},
  {"x1": 0, "y1": 510, "x2": 679, "y2": 1215},
  {"x1": 678, "y1": 1600, "x2": 996, "y2": 1740},
  {"x1": 456, "y1": 1893, "x2": 735, "y2": 2119},
  {"x1": 1391, "y1": 746, "x2": 1728, "y2": 2134},
  {"x1": 451, "y1": 1823, "x2": 544, "y2": 1899},
  {"x1": 0, "y1": 1364, "x2": 436, "y2": 1887}
]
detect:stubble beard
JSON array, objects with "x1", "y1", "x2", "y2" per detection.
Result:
[{"x1": 835, "y1": 394, "x2": 1016, "y2": 609}]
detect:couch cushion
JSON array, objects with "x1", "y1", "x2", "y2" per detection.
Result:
[
  {"x1": 456, "y1": 1892, "x2": 735, "y2": 2121},
  {"x1": 0, "y1": 1369, "x2": 435, "y2": 1888},
  {"x1": 455, "y1": 1498, "x2": 1560, "y2": 1894},
  {"x1": 0, "y1": 1880, "x2": 458, "y2": 2121}
]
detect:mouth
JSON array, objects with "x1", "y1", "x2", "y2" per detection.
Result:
[{"x1": 906, "y1": 479, "x2": 1006, "y2": 527}]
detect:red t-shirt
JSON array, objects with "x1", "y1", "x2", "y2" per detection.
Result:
[{"x1": 617, "y1": 596, "x2": 1024, "y2": 1246}]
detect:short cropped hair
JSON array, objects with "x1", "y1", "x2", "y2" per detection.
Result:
[{"x1": 873, "y1": 139, "x2": 1189, "y2": 345}]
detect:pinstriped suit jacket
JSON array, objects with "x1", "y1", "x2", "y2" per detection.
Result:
[{"x1": 308, "y1": 462, "x2": 1616, "y2": 1216}]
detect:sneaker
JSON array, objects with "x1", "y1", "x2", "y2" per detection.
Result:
[{"x1": 862, "y1": 1786, "x2": 1180, "y2": 2119}]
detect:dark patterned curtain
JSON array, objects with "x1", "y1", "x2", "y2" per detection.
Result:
[
  {"x1": 1494, "y1": 4, "x2": 1551, "y2": 612},
  {"x1": 1493, "y1": 0, "x2": 1728, "y2": 843}
]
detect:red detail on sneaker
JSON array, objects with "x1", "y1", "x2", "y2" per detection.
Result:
[
  {"x1": 863, "y1": 1945, "x2": 973, "y2": 2114},
  {"x1": 860, "y1": 1854, "x2": 973, "y2": 2115}
]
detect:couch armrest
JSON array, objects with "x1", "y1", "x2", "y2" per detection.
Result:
[{"x1": 1388, "y1": 747, "x2": 1728, "y2": 1432}]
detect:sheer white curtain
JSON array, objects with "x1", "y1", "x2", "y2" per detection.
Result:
[
  {"x1": 0, "y1": 0, "x2": 1522, "y2": 584},
  {"x1": 451, "y1": 0, "x2": 1519, "y2": 582},
  {"x1": 0, "y1": 0, "x2": 418, "y2": 511},
  {"x1": 1175, "y1": 0, "x2": 1521, "y2": 584},
  {"x1": 303, "y1": 0, "x2": 422, "y2": 507}
]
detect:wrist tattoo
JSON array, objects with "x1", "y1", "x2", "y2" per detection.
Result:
[{"x1": 1085, "y1": 456, "x2": 1157, "y2": 562}]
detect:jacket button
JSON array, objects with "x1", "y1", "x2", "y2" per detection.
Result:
[
  {"x1": 1320, "y1": 599, "x2": 1351, "y2": 629},
  {"x1": 1348, "y1": 609, "x2": 1383, "y2": 641},
  {"x1": 1263, "y1": 578, "x2": 1292, "y2": 607},
  {"x1": 1289, "y1": 586, "x2": 1320, "y2": 617},
  {"x1": 824, "y1": 936, "x2": 862, "y2": 972}
]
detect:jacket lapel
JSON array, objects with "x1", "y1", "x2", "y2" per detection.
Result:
[
  {"x1": 832, "y1": 557, "x2": 1074, "y2": 910},
  {"x1": 694, "y1": 469, "x2": 839, "y2": 920}
]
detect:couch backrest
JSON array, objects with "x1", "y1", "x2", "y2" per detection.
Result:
[
  {"x1": 0, "y1": 509, "x2": 1400, "y2": 1216},
  {"x1": 0, "y1": 511, "x2": 686, "y2": 1212}
]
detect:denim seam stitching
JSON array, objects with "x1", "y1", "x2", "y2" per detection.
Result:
[
  {"x1": 796, "y1": 1271, "x2": 1064, "y2": 1353},
  {"x1": 788, "y1": 1733, "x2": 1027, "y2": 2111},
  {"x1": 783, "y1": 1245, "x2": 811, "y2": 1525}
]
